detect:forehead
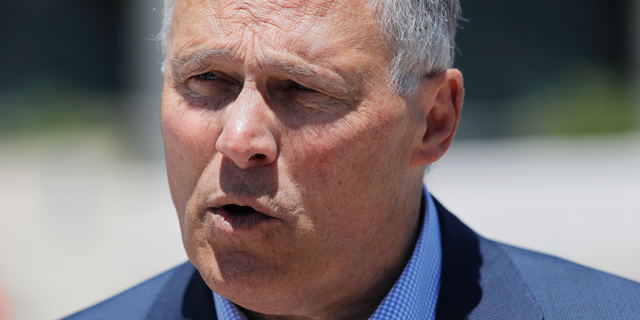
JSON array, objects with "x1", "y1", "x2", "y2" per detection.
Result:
[
  {"x1": 172, "y1": 0, "x2": 371, "y2": 29},
  {"x1": 203, "y1": 0, "x2": 340, "y2": 25},
  {"x1": 168, "y1": 0, "x2": 384, "y2": 62}
]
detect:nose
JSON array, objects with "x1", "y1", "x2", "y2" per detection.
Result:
[{"x1": 215, "y1": 86, "x2": 278, "y2": 169}]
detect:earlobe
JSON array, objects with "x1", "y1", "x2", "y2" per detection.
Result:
[{"x1": 411, "y1": 69, "x2": 464, "y2": 167}]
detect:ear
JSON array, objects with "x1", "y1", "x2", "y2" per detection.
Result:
[{"x1": 410, "y1": 69, "x2": 464, "y2": 167}]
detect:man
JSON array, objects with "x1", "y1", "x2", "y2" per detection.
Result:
[{"x1": 64, "y1": 0, "x2": 640, "y2": 319}]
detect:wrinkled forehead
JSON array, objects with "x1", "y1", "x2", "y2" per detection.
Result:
[
  {"x1": 169, "y1": 0, "x2": 378, "y2": 45},
  {"x1": 207, "y1": 0, "x2": 339, "y2": 26},
  {"x1": 166, "y1": 0, "x2": 389, "y2": 84}
]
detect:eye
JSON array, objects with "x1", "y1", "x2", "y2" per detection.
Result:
[
  {"x1": 184, "y1": 71, "x2": 238, "y2": 100},
  {"x1": 292, "y1": 81, "x2": 313, "y2": 91},
  {"x1": 196, "y1": 72, "x2": 222, "y2": 80}
]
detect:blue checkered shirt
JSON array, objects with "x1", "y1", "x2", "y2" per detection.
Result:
[{"x1": 213, "y1": 186, "x2": 442, "y2": 319}]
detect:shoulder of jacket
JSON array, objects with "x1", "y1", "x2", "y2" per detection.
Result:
[
  {"x1": 489, "y1": 239, "x2": 640, "y2": 319},
  {"x1": 61, "y1": 262, "x2": 194, "y2": 320}
]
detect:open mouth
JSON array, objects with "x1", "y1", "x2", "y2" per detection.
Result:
[
  {"x1": 222, "y1": 204, "x2": 258, "y2": 216},
  {"x1": 210, "y1": 204, "x2": 272, "y2": 232}
]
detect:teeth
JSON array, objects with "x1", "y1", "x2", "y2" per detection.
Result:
[{"x1": 223, "y1": 204, "x2": 257, "y2": 216}]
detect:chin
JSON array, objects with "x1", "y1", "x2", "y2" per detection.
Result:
[{"x1": 192, "y1": 247, "x2": 306, "y2": 313}]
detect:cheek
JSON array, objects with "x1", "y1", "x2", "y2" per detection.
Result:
[
  {"x1": 161, "y1": 99, "x2": 222, "y2": 211},
  {"x1": 277, "y1": 116, "x2": 411, "y2": 270},
  {"x1": 162, "y1": 102, "x2": 221, "y2": 151},
  {"x1": 283, "y1": 107, "x2": 412, "y2": 217},
  {"x1": 290, "y1": 108, "x2": 408, "y2": 176}
]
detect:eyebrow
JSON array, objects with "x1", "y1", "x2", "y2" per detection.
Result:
[
  {"x1": 170, "y1": 49, "x2": 235, "y2": 81},
  {"x1": 170, "y1": 49, "x2": 357, "y2": 98},
  {"x1": 265, "y1": 56, "x2": 316, "y2": 77},
  {"x1": 269, "y1": 59, "x2": 357, "y2": 99}
]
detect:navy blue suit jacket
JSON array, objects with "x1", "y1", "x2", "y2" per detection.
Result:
[{"x1": 63, "y1": 199, "x2": 640, "y2": 319}]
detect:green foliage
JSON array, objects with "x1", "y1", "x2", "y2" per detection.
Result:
[
  {"x1": 0, "y1": 82, "x2": 115, "y2": 135},
  {"x1": 509, "y1": 64, "x2": 637, "y2": 136}
]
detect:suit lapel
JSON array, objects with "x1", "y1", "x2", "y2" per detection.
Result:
[
  {"x1": 434, "y1": 198, "x2": 543, "y2": 320},
  {"x1": 146, "y1": 262, "x2": 217, "y2": 320}
]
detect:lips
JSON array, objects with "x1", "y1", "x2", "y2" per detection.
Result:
[{"x1": 208, "y1": 203, "x2": 274, "y2": 232}]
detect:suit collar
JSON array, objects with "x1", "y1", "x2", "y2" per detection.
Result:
[{"x1": 433, "y1": 198, "x2": 543, "y2": 320}]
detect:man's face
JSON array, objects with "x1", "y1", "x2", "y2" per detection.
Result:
[{"x1": 161, "y1": 0, "x2": 428, "y2": 316}]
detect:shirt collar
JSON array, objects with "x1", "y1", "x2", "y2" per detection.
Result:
[{"x1": 214, "y1": 185, "x2": 442, "y2": 320}]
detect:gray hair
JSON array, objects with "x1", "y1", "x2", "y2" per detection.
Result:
[{"x1": 158, "y1": 0, "x2": 460, "y2": 95}]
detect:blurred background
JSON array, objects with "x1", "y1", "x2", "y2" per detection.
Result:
[{"x1": 0, "y1": 0, "x2": 638, "y2": 319}]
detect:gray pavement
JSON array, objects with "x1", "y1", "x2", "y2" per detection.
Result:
[{"x1": 0, "y1": 129, "x2": 638, "y2": 320}]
